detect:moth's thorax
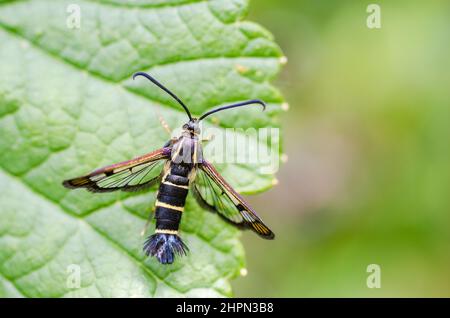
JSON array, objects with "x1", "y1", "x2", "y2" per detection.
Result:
[
  {"x1": 181, "y1": 129, "x2": 199, "y2": 138},
  {"x1": 171, "y1": 135, "x2": 203, "y2": 164}
]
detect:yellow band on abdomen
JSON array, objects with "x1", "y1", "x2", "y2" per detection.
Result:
[{"x1": 155, "y1": 200, "x2": 184, "y2": 212}]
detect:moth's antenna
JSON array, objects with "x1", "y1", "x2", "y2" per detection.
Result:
[
  {"x1": 199, "y1": 99, "x2": 266, "y2": 121},
  {"x1": 133, "y1": 72, "x2": 192, "y2": 120}
]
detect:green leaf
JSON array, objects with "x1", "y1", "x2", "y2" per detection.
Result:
[{"x1": 0, "y1": 0, "x2": 284, "y2": 297}]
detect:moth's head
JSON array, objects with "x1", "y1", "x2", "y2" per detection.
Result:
[{"x1": 182, "y1": 118, "x2": 200, "y2": 135}]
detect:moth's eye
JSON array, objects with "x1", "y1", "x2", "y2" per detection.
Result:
[{"x1": 182, "y1": 124, "x2": 188, "y2": 129}]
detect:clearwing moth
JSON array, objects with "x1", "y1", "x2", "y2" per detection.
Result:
[{"x1": 63, "y1": 72, "x2": 275, "y2": 264}]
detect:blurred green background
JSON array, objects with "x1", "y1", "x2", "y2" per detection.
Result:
[{"x1": 233, "y1": 0, "x2": 450, "y2": 297}]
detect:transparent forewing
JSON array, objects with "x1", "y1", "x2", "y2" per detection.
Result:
[
  {"x1": 63, "y1": 147, "x2": 170, "y2": 193},
  {"x1": 194, "y1": 167, "x2": 243, "y2": 223},
  {"x1": 92, "y1": 159, "x2": 166, "y2": 192},
  {"x1": 193, "y1": 160, "x2": 275, "y2": 239}
]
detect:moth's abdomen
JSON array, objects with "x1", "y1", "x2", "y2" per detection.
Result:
[
  {"x1": 144, "y1": 163, "x2": 191, "y2": 264},
  {"x1": 155, "y1": 164, "x2": 190, "y2": 232}
]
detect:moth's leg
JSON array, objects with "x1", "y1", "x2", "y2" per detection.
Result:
[
  {"x1": 202, "y1": 134, "x2": 215, "y2": 144},
  {"x1": 156, "y1": 106, "x2": 172, "y2": 136},
  {"x1": 140, "y1": 207, "x2": 155, "y2": 237}
]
